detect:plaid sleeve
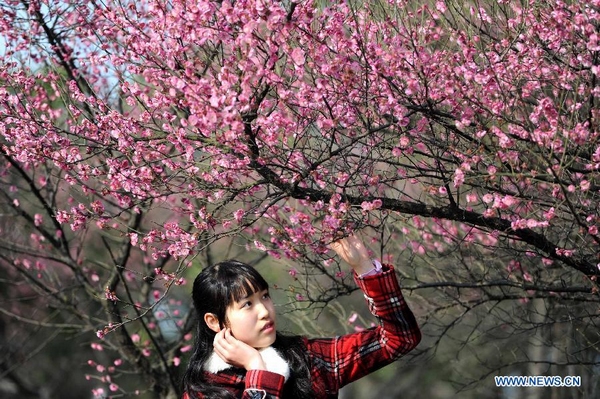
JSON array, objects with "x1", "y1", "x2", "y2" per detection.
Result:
[
  {"x1": 307, "y1": 265, "x2": 421, "y2": 393},
  {"x1": 242, "y1": 370, "x2": 285, "y2": 399}
]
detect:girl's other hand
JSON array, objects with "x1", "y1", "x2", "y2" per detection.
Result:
[
  {"x1": 329, "y1": 234, "x2": 374, "y2": 275},
  {"x1": 213, "y1": 328, "x2": 266, "y2": 371}
]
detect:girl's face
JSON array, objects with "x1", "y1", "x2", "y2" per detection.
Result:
[{"x1": 225, "y1": 288, "x2": 276, "y2": 348}]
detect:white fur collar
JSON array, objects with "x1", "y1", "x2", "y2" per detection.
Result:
[{"x1": 204, "y1": 346, "x2": 290, "y2": 381}]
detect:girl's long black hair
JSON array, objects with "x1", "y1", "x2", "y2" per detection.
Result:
[{"x1": 182, "y1": 260, "x2": 314, "y2": 398}]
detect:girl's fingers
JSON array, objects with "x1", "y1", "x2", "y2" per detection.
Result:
[
  {"x1": 214, "y1": 330, "x2": 228, "y2": 350},
  {"x1": 222, "y1": 328, "x2": 233, "y2": 344},
  {"x1": 215, "y1": 328, "x2": 236, "y2": 352},
  {"x1": 213, "y1": 329, "x2": 243, "y2": 365}
]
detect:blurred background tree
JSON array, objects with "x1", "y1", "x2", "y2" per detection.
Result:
[{"x1": 0, "y1": 0, "x2": 598, "y2": 398}]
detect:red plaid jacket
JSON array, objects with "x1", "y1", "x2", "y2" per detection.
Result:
[{"x1": 184, "y1": 265, "x2": 421, "y2": 399}]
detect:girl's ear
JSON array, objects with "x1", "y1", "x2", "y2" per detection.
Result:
[{"x1": 204, "y1": 313, "x2": 221, "y2": 333}]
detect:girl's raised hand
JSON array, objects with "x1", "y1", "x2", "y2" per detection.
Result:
[
  {"x1": 212, "y1": 328, "x2": 266, "y2": 371},
  {"x1": 329, "y1": 235, "x2": 374, "y2": 275}
]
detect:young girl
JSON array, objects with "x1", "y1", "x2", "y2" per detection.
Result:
[{"x1": 182, "y1": 236, "x2": 421, "y2": 399}]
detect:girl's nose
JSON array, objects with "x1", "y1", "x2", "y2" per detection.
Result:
[{"x1": 256, "y1": 302, "x2": 270, "y2": 318}]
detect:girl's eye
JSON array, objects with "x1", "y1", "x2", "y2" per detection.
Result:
[
  {"x1": 262, "y1": 292, "x2": 271, "y2": 300},
  {"x1": 242, "y1": 301, "x2": 252, "y2": 308}
]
